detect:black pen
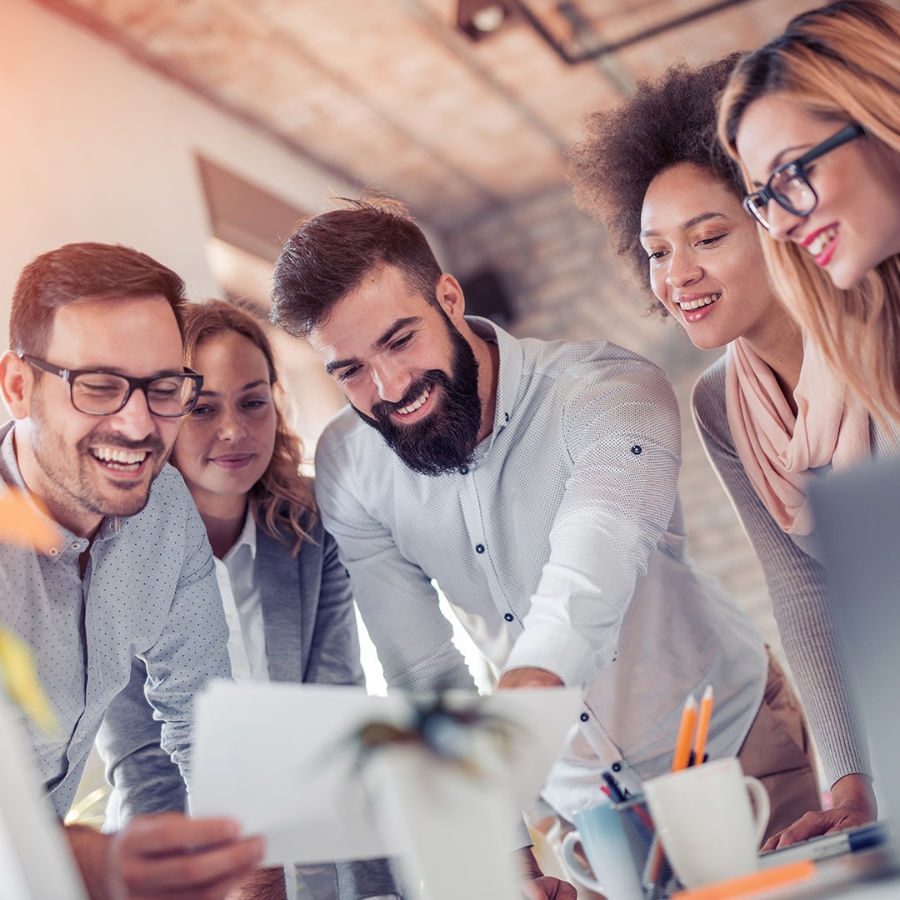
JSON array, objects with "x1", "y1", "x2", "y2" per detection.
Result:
[{"x1": 601, "y1": 769, "x2": 626, "y2": 803}]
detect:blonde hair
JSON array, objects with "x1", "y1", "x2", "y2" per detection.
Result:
[
  {"x1": 719, "y1": 0, "x2": 900, "y2": 425},
  {"x1": 180, "y1": 300, "x2": 317, "y2": 555}
]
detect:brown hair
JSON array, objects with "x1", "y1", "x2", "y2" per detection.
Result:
[
  {"x1": 10, "y1": 242, "x2": 186, "y2": 357},
  {"x1": 270, "y1": 197, "x2": 442, "y2": 337},
  {"x1": 567, "y1": 55, "x2": 745, "y2": 312},
  {"x1": 719, "y1": 0, "x2": 900, "y2": 424},
  {"x1": 180, "y1": 300, "x2": 317, "y2": 555}
]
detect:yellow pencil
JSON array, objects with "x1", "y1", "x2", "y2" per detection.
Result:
[
  {"x1": 672, "y1": 693, "x2": 698, "y2": 772},
  {"x1": 693, "y1": 685, "x2": 714, "y2": 766}
]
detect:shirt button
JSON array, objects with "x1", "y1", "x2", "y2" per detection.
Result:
[
  {"x1": 631, "y1": 445, "x2": 642, "y2": 455},
  {"x1": 48, "y1": 547, "x2": 59, "y2": 556},
  {"x1": 611, "y1": 761, "x2": 622, "y2": 772},
  {"x1": 504, "y1": 613, "x2": 514, "y2": 622},
  {"x1": 580, "y1": 712, "x2": 589, "y2": 722},
  {"x1": 475, "y1": 544, "x2": 485, "y2": 554},
  {"x1": 70, "y1": 542, "x2": 80, "y2": 550},
  {"x1": 504, "y1": 412, "x2": 510, "y2": 422},
  {"x1": 459, "y1": 466, "x2": 469, "y2": 475}
]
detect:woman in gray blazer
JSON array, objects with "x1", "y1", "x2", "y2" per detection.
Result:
[{"x1": 97, "y1": 300, "x2": 396, "y2": 900}]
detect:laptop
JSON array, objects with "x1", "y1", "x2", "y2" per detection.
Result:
[{"x1": 810, "y1": 456, "x2": 900, "y2": 863}]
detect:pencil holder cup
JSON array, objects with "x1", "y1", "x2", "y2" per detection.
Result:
[
  {"x1": 561, "y1": 795, "x2": 676, "y2": 900},
  {"x1": 643, "y1": 757, "x2": 770, "y2": 889}
]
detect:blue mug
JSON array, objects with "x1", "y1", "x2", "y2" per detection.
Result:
[{"x1": 561, "y1": 801, "x2": 648, "y2": 900}]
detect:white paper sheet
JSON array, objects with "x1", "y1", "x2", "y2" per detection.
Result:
[{"x1": 191, "y1": 681, "x2": 582, "y2": 865}]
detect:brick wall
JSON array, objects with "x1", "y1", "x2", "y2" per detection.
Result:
[{"x1": 443, "y1": 184, "x2": 782, "y2": 657}]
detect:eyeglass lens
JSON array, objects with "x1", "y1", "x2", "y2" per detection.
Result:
[
  {"x1": 746, "y1": 123, "x2": 864, "y2": 229},
  {"x1": 71, "y1": 373, "x2": 199, "y2": 416},
  {"x1": 750, "y1": 170, "x2": 818, "y2": 228}
]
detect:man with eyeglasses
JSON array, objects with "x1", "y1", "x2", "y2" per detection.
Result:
[{"x1": 0, "y1": 243, "x2": 265, "y2": 899}]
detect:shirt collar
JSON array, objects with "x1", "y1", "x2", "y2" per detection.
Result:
[
  {"x1": 223, "y1": 509, "x2": 258, "y2": 564},
  {"x1": 466, "y1": 316, "x2": 524, "y2": 450}
]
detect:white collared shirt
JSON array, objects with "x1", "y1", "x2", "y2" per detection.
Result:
[
  {"x1": 315, "y1": 317, "x2": 768, "y2": 818},
  {"x1": 214, "y1": 513, "x2": 269, "y2": 682}
]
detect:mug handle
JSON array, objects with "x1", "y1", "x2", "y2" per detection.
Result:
[
  {"x1": 561, "y1": 830, "x2": 604, "y2": 893},
  {"x1": 743, "y1": 776, "x2": 771, "y2": 848}
]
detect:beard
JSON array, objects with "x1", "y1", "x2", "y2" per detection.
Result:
[{"x1": 353, "y1": 317, "x2": 483, "y2": 476}]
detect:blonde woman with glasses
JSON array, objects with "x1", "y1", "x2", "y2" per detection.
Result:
[{"x1": 719, "y1": 0, "x2": 900, "y2": 425}]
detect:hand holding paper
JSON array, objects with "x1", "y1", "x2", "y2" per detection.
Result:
[{"x1": 192, "y1": 682, "x2": 582, "y2": 866}]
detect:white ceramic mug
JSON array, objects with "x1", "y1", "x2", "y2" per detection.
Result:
[
  {"x1": 560, "y1": 803, "x2": 645, "y2": 900},
  {"x1": 643, "y1": 757, "x2": 770, "y2": 888}
]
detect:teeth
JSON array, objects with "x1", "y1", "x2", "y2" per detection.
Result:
[
  {"x1": 677, "y1": 294, "x2": 720, "y2": 311},
  {"x1": 807, "y1": 226, "x2": 838, "y2": 258},
  {"x1": 397, "y1": 386, "x2": 431, "y2": 415},
  {"x1": 92, "y1": 447, "x2": 148, "y2": 466}
]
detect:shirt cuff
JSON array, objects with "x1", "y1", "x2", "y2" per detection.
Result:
[{"x1": 504, "y1": 619, "x2": 599, "y2": 687}]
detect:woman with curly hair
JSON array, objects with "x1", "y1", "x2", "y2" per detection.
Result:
[
  {"x1": 569, "y1": 56, "x2": 881, "y2": 848},
  {"x1": 719, "y1": 0, "x2": 900, "y2": 425},
  {"x1": 98, "y1": 301, "x2": 395, "y2": 900}
]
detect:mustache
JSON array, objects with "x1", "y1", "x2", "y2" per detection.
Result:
[{"x1": 371, "y1": 374, "x2": 440, "y2": 421}]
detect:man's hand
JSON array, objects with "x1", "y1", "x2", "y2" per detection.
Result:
[
  {"x1": 761, "y1": 773, "x2": 877, "y2": 850},
  {"x1": 517, "y1": 846, "x2": 577, "y2": 900},
  {"x1": 225, "y1": 866, "x2": 287, "y2": 900},
  {"x1": 498, "y1": 667, "x2": 564, "y2": 689},
  {"x1": 521, "y1": 874, "x2": 578, "y2": 900},
  {"x1": 68, "y1": 812, "x2": 265, "y2": 900}
]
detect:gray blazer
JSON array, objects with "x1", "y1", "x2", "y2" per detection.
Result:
[{"x1": 97, "y1": 514, "x2": 397, "y2": 900}]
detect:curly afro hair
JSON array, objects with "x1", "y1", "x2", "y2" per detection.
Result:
[{"x1": 567, "y1": 54, "x2": 745, "y2": 307}]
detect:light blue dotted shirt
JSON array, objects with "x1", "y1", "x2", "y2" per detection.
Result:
[{"x1": 0, "y1": 420, "x2": 231, "y2": 818}]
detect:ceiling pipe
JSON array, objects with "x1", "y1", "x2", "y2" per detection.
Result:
[{"x1": 459, "y1": 0, "x2": 760, "y2": 63}]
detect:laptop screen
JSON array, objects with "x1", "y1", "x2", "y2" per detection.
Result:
[{"x1": 811, "y1": 457, "x2": 900, "y2": 856}]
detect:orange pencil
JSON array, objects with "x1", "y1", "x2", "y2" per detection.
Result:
[
  {"x1": 693, "y1": 685, "x2": 714, "y2": 766},
  {"x1": 671, "y1": 693, "x2": 698, "y2": 772},
  {"x1": 651, "y1": 694, "x2": 697, "y2": 886},
  {"x1": 646, "y1": 692, "x2": 700, "y2": 891}
]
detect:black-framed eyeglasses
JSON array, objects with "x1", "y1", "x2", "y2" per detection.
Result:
[
  {"x1": 20, "y1": 355, "x2": 203, "y2": 417},
  {"x1": 742, "y1": 123, "x2": 865, "y2": 230}
]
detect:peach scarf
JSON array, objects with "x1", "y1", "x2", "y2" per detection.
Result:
[{"x1": 725, "y1": 336, "x2": 870, "y2": 535}]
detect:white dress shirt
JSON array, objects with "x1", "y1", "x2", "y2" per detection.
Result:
[
  {"x1": 315, "y1": 318, "x2": 768, "y2": 819},
  {"x1": 215, "y1": 513, "x2": 269, "y2": 682}
]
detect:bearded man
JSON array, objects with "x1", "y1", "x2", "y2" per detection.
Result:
[{"x1": 270, "y1": 200, "x2": 801, "y2": 885}]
